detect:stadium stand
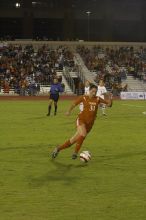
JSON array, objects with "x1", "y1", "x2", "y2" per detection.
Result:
[
  {"x1": 0, "y1": 43, "x2": 75, "y2": 95},
  {"x1": 1, "y1": 41, "x2": 146, "y2": 96},
  {"x1": 77, "y1": 45, "x2": 146, "y2": 94}
]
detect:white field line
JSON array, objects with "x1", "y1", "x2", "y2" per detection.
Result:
[{"x1": 121, "y1": 104, "x2": 146, "y2": 108}]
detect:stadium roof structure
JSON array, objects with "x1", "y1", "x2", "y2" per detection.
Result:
[
  {"x1": 0, "y1": 0, "x2": 145, "y2": 11},
  {"x1": 0, "y1": 0, "x2": 146, "y2": 41}
]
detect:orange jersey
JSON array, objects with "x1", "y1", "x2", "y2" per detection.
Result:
[{"x1": 74, "y1": 95, "x2": 108, "y2": 124}]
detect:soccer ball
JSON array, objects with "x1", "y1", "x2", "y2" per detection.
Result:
[{"x1": 79, "y1": 151, "x2": 91, "y2": 163}]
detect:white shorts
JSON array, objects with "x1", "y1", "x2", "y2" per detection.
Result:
[{"x1": 79, "y1": 102, "x2": 83, "y2": 112}]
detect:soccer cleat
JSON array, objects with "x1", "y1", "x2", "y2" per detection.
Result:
[
  {"x1": 72, "y1": 153, "x2": 78, "y2": 160},
  {"x1": 102, "y1": 113, "x2": 107, "y2": 116},
  {"x1": 46, "y1": 113, "x2": 50, "y2": 116},
  {"x1": 51, "y1": 147, "x2": 59, "y2": 159}
]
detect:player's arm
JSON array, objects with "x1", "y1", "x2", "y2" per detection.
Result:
[
  {"x1": 58, "y1": 83, "x2": 64, "y2": 93},
  {"x1": 65, "y1": 103, "x2": 76, "y2": 116},
  {"x1": 101, "y1": 87, "x2": 108, "y2": 96},
  {"x1": 48, "y1": 86, "x2": 51, "y2": 98},
  {"x1": 99, "y1": 93, "x2": 113, "y2": 107},
  {"x1": 66, "y1": 96, "x2": 83, "y2": 116}
]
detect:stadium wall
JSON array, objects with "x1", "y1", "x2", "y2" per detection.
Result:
[{"x1": 4, "y1": 41, "x2": 146, "y2": 49}]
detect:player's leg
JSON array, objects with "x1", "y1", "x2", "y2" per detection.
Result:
[
  {"x1": 47, "y1": 99, "x2": 53, "y2": 116},
  {"x1": 98, "y1": 104, "x2": 102, "y2": 115},
  {"x1": 54, "y1": 101, "x2": 58, "y2": 115},
  {"x1": 99, "y1": 103, "x2": 106, "y2": 116},
  {"x1": 51, "y1": 119, "x2": 87, "y2": 159},
  {"x1": 72, "y1": 124, "x2": 87, "y2": 159},
  {"x1": 59, "y1": 131, "x2": 80, "y2": 150},
  {"x1": 59, "y1": 119, "x2": 87, "y2": 154},
  {"x1": 51, "y1": 131, "x2": 80, "y2": 158},
  {"x1": 102, "y1": 104, "x2": 107, "y2": 116},
  {"x1": 54, "y1": 94, "x2": 59, "y2": 116}
]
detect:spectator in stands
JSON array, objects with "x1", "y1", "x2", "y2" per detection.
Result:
[
  {"x1": 111, "y1": 82, "x2": 128, "y2": 96},
  {"x1": 28, "y1": 79, "x2": 37, "y2": 96},
  {"x1": 3, "y1": 80, "x2": 10, "y2": 93},
  {"x1": 77, "y1": 45, "x2": 146, "y2": 91},
  {"x1": 19, "y1": 79, "x2": 28, "y2": 96},
  {"x1": 36, "y1": 83, "x2": 40, "y2": 95},
  {"x1": 0, "y1": 43, "x2": 75, "y2": 95}
]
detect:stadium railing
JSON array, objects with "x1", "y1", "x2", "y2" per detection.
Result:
[
  {"x1": 63, "y1": 67, "x2": 75, "y2": 93},
  {"x1": 74, "y1": 53, "x2": 96, "y2": 85}
]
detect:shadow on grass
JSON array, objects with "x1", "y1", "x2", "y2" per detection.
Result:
[
  {"x1": 51, "y1": 159, "x2": 88, "y2": 169},
  {"x1": 0, "y1": 144, "x2": 52, "y2": 152},
  {"x1": 28, "y1": 160, "x2": 88, "y2": 188},
  {"x1": 96, "y1": 150, "x2": 146, "y2": 162},
  {"x1": 27, "y1": 116, "x2": 48, "y2": 120}
]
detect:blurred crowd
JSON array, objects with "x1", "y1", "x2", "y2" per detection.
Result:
[
  {"x1": 0, "y1": 43, "x2": 74, "y2": 95},
  {"x1": 77, "y1": 46, "x2": 146, "y2": 94},
  {"x1": 1, "y1": 43, "x2": 146, "y2": 96}
]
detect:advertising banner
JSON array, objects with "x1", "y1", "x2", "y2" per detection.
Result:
[{"x1": 120, "y1": 92, "x2": 145, "y2": 100}]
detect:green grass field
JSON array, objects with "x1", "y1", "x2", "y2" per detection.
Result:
[{"x1": 0, "y1": 99, "x2": 146, "y2": 220}]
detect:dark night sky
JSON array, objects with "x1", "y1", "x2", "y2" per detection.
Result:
[
  {"x1": 0, "y1": 0, "x2": 146, "y2": 41},
  {"x1": 0, "y1": 0, "x2": 144, "y2": 9}
]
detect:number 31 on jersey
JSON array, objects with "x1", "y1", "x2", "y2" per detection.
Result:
[{"x1": 89, "y1": 104, "x2": 96, "y2": 111}]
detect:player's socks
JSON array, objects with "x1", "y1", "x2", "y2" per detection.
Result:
[
  {"x1": 47, "y1": 105, "x2": 51, "y2": 116},
  {"x1": 58, "y1": 140, "x2": 72, "y2": 151},
  {"x1": 54, "y1": 105, "x2": 57, "y2": 115},
  {"x1": 52, "y1": 147, "x2": 59, "y2": 158},
  {"x1": 72, "y1": 153, "x2": 78, "y2": 160},
  {"x1": 74, "y1": 135, "x2": 85, "y2": 154},
  {"x1": 102, "y1": 106, "x2": 107, "y2": 116}
]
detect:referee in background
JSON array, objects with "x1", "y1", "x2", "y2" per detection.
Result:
[{"x1": 47, "y1": 78, "x2": 64, "y2": 116}]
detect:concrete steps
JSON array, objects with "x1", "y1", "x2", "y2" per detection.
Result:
[
  {"x1": 124, "y1": 75, "x2": 146, "y2": 92},
  {"x1": 57, "y1": 71, "x2": 74, "y2": 94}
]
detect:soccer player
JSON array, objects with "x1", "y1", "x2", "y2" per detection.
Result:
[
  {"x1": 47, "y1": 78, "x2": 64, "y2": 116},
  {"x1": 52, "y1": 84, "x2": 112, "y2": 159},
  {"x1": 84, "y1": 80, "x2": 90, "y2": 95},
  {"x1": 97, "y1": 80, "x2": 108, "y2": 116},
  {"x1": 79, "y1": 80, "x2": 90, "y2": 112}
]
